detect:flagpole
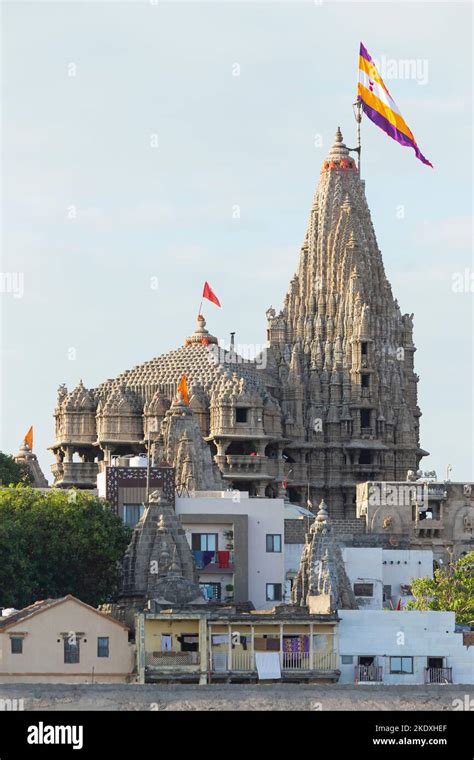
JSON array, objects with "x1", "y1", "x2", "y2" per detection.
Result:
[
  {"x1": 352, "y1": 100, "x2": 362, "y2": 177},
  {"x1": 198, "y1": 299, "x2": 203, "y2": 318}
]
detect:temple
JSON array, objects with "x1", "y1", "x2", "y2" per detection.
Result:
[{"x1": 50, "y1": 128, "x2": 427, "y2": 518}]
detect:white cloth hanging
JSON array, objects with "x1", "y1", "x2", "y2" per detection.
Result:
[
  {"x1": 255, "y1": 652, "x2": 281, "y2": 680},
  {"x1": 161, "y1": 634, "x2": 172, "y2": 652}
]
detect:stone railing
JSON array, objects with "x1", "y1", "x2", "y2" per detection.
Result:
[
  {"x1": 224, "y1": 455, "x2": 268, "y2": 474},
  {"x1": 51, "y1": 462, "x2": 99, "y2": 487}
]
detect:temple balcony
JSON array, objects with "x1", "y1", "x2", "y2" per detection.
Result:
[
  {"x1": 223, "y1": 454, "x2": 270, "y2": 476},
  {"x1": 360, "y1": 427, "x2": 376, "y2": 439},
  {"x1": 413, "y1": 520, "x2": 444, "y2": 539},
  {"x1": 51, "y1": 462, "x2": 99, "y2": 488}
]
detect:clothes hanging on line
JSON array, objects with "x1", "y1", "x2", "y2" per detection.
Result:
[
  {"x1": 255, "y1": 652, "x2": 281, "y2": 680},
  {"x1": 211, "y1": 635, "x2": 229, "y2": 645},
  {"x1": 217, "y1": 551, "x2": 230, "y2": 568},
  {"x1": 202, "y1": 551, "x2": 215, "y2": 567},
  {"x1": 193, "y1": 550, "x2": 204, "y2": 568}
]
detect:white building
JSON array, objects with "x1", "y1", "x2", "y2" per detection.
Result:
[
  {"x1": 175, "y1": 491, "x2": 286, "y2": 610},
  {"x1": 285, "y1": 539, "x2": 433, "y2": 610},
  {"x1": 338, "y1": 610, "x2": 473, "y2": 685},
  {"x1": 342, "y1": 547, "x2": 433, "y2": 609}
]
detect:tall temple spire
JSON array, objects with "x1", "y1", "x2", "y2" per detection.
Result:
[{"x1": 266, "y1": 126, "x2": 427, "y2": 516}]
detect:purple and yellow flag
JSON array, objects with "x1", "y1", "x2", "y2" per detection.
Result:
[{"x1": 358, "y1": 42, "x2": 433, "y2": 167}]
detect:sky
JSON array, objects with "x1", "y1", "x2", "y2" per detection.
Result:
[{"x1": 1, "y1": 0, "x2": 472, "y2": 483}]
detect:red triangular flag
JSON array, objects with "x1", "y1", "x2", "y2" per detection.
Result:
[
  {"x1": 396, "y1": 598, "x2": 401, "y2": 611},
  {"x1": 202, "y1": 281, "x2": 221, "y2": 307}
]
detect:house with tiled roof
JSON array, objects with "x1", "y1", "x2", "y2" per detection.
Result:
[{"x1": 0, "y1": 595, "x2": 135, "y2": 683}]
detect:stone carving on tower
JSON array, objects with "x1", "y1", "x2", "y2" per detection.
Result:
[
  {"x1": 120, "y1": 489, "x2": 205, "y2": 610},
  {"x1": 50, "y1": 128, "x2": 427, "y2": 517},
  {"x1": 291, "y1": 499, "x2": 358, "y2": 613}
]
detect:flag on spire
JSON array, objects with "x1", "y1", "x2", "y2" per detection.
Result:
[
  {"x1": 202, "y1": 281, "x2": 221, "y2": 308},
  {"x1": 24, "y1": 426, "x2": 33, "y2": 450},
  {"x1": 177, "y1": 374, "x2": 190, "y2": 405},
  {"x1": 357, "y1": 42, "x2": 433, "y2": 167}
]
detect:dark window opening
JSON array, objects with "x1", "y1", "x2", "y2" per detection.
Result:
[
  {"x1": 354, "y1": 583, "x2": 374, "y2": 597},
  {"x1": 359, "y1": 450, "x2": 373, "y2": 465},
  {"x1": 192, "y1": 533, "x2": 218, "y2": 552},
  {"x1": 64, "y1": 638, "x2": 80, "y2": 664},
  {"x1": 10, "y1": 637, "x2": 23, "y2": 654},
  {"x1": 361, "y1": 342, "x2": 368, "y2": 356},
  {"x1": 266, "y1": 583, "x2": 282, "y2": 601},
  {"x1": 360, "y1": 409, "x2": 371, "y2": 428},
  {"x1": 427, "y1": 657, "x2": 443, "y2": 669},
  {"x1": 266, "y1": 534, "x2": 282, "y2": 553},
  {"x1": 178, "y1": 633, "x2": 200, "y2": 652},
  {"x1": 226, "y1": 441, "x2": 255, "y2": 455},
  {"x1": 236, "y1": 407, "x2": 249, "y2": 423},
  {"x1": 97, "y1": 637, "x2": 109, "y2": 658},
  {"x1": 361, "y1": 374, "x2": 370, "y2": 388},
  {"x1": 123, "y1": 503, "x2": 144, "y2": 528}
]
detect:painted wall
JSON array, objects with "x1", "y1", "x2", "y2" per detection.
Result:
[
  {"x1": 338, "y1": 610, "x2": 473, "y2": 685},
  {"x1": 286, "y1": 544, "x2": 434, "y2": 609},
  {"x1": 381, "y1": 548, "x2": 433, "y2": 605},
  {"x1": 176, "y1": 494, "x2": 285, "y2": 610},
  {"x1": 0, "y1": 598, "x2": 135, "y2": 683},
  {"x1": 342, "y1": 548, "x2": 384, "y2": 609}
]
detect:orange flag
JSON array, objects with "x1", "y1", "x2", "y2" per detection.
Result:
[
  {"x1": 177, "y1": 375, "x2": 190, "y2": 405},
  {"x1": 202, "y1": 281, "x2": 221, "y2": 307},
  {"x1": 24, "y1": 426, "x2": 33, "y2": 450}
]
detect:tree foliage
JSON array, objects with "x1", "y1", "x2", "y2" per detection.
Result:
[
  {"x1": 0, "y1": 486, "x2": 131, "y2": 609},
  {"x1": 406, "y1": 552, "x2": 474, "y2": 625},
  {"x1": 0, "y1": 452, "x2": 32, "y2": 486}
]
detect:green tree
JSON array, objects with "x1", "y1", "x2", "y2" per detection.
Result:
[
  {"x1": 0, "y1": 486, "x2": 131, "y2": 609},
  {"x1": 0, "y1": 452, "x2": 32, "y2": 486},
  {"x1": 406, "y1": 552, "x2": 474, "y2": 625}
]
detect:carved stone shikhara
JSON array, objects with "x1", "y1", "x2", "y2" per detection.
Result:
[
  {"x1": 51, "y1": 129, "x2": 426, "y2": 516},
  {"x1": 291, "y1": 499, "x2": 358, "y2": 613}
]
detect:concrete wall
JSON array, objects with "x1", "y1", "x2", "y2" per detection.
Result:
[
  {"x1": 285, "y1": 543, "x2": 434, "y2": 610},
  {"x1": 338, "y1": 610, "x2": 473, "y2": 685},
  {"x1": 176, "y1": 494, "x2": 285, "y2": 610},
  {"x1": 0, "y1": 598, "x2": 135, "y2": 683},
  {"x1": 381, "y1": 548, "x2": 433, "y2": 604},
  {"x1": 342, "y1": 548, "x2": 383, "y2": 609}
]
